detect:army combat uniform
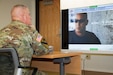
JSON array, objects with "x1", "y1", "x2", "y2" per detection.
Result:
[{"x1": 0, "y1": 21, "x2": 50, "y2": 75}]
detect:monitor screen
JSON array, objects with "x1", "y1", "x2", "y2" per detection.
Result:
[{"x1": 61, "y1": 3, "x2": 113, "y2": 53}]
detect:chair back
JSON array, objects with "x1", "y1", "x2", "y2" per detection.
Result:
[{"x1": 0, "y1": 48, "x2": 19, "y2": 75}]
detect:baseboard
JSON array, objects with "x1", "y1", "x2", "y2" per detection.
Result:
[{"x1": 82, "y1": 70, "x2": 113, "y2": 75}]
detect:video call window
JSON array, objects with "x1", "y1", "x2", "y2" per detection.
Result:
[{"x1": 68, "y1": 8, "x2": 113, "y2": 44}]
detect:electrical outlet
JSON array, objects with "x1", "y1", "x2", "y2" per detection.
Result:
[{"x1": 86, "y1": 54, "x2": 91, "y2": 60}]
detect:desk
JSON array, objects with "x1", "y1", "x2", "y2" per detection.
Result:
[{"x1": 32, "y1": 51, "x2": 82, "y2": 75}]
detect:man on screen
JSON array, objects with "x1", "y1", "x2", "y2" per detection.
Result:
[{"x1": 69, "y1": 13, "x2": 101, "y2": 44}]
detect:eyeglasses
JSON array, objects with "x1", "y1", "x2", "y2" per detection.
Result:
[{"x1": 75, "y1": 19, "x2": 86, "y2": 23}]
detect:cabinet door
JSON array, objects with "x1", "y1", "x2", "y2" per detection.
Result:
[{"x1": 38, "y1": 0, "x2": 60, "y2": 51}]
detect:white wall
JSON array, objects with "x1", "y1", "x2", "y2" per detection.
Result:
[
  {"x1": 0, "y1": 0, "x2": 36, "y2": 29},
  {"x1": 31, "y1": 0, "x2": 36, "y2": 26},
  {"x1": 60, "y1": 0, "x2": 113, "y2": 73}
]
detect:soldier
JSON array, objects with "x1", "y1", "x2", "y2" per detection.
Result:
[{"x1": 0, "y1": 4, "x2": 50, "y2": 75}]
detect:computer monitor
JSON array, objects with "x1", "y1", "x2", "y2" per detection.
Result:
[{"x1": 61, "y1": 3, "x2": 113, "y2": 54}]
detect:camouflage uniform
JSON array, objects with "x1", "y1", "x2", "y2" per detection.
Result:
[{"x1": 0, "y1": 21, "x2": 49, "y2": 75}]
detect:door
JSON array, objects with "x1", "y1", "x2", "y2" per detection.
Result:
[{"x1": 38, "y1": 0, "x2": 60, "y2": 51}]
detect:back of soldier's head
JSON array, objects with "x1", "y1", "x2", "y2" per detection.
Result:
[{"x1": 11, "y1": 4, "x2": 28, "y2": 21}]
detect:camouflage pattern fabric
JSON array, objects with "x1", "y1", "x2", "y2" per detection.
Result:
[{"x1": 0, "y1": 21, "x2": 50, "y2": 75}]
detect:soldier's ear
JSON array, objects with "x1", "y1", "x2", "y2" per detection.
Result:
[
  {"x1": 23, "y1": 15, "x2": 26, "y2": 21},
  {"x1": 22, "y1": 14, "x2": 27, "y2": 24}
]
